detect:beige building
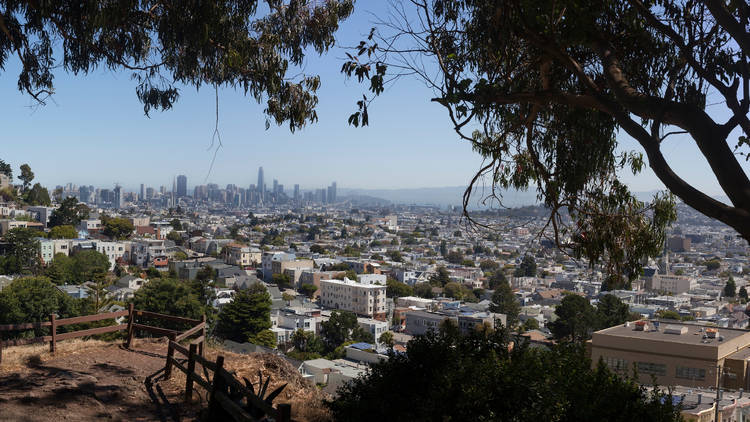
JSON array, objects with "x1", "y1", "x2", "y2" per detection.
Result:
[
  {"x1": 128, "y1": 216, "x2": 150, "y2": 227},
  {"x1": 223, "y1": 243, "x2": 261, "y2": 268},
  {"x1": 591, "y1": 320, "x2": 750, "y2": 390},
  {"x1": 0, "y1": 174, "x2": 11, "y2": 189},
  {"x1": 271, "y1": 259, "x2": 313, "y2": 279},
  {"x1": 298, "y1": 270, "x2": 346, "y2": 298},
  {"x1": 0, "y1": 219, "x2": 27, "y2": 235},
  {"x1": 320, "y1": 278, "x2": 387, "y2": 320},
  {"x1": 645, "y1": 273, "x2": 696, "y2": 294}
]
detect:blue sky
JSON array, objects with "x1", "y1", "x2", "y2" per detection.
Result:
[{"x1": 0, "y1": 2, "x2": 745, "y2": 199}]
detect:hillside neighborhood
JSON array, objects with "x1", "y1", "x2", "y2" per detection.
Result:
[{"x1": 2, "y1": 171, "x2": 750, "y2": 419}]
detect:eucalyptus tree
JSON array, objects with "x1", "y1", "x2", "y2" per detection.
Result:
[
  {"x1": 0, "y1": 0, "x2": 354, "y2": 130},
  {"x1": 343, "y1": 0, "x2": 750, "y2": 288}
]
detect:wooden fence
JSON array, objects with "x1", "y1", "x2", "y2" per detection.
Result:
[
  {"x1": 164, "y1": 338, "x2": 292, "y2": 422},
  {"x1": 0, "y1": 303, "x2": 206, "y2": 364},
  {"x1": 0, "y1": 304, "x2": 289, "y2": 421}
]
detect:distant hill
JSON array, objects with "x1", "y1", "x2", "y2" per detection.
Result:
[
  {"x1": 339, "y1": 186, "x2": 539, "y2": 209},
  {"x1": 339, "y1": 186, "x2": 720, "y2": 209}
]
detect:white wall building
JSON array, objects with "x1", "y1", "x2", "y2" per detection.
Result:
[
  {"x1": 130, "y1": 239, "x2": 167, "y2": 267},
  {"x1": 320, "y1": 278, "x2": 387, "y2": 320},
  {"x1": 356, "y1": 274, "x2": 386, "y2": 285}
]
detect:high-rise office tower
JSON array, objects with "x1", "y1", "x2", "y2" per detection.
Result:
[
  {"x1": 177, "y1": 175, "x2": 187, "y2": 198},
  {"x1": 79, "y1": 185, "x2": 90, "y2": 203},
  {"x1": 113, "y1": 185, "x2": 122, "y2": 209},
  {"x1": 294, "y1": 184, "x2": 300, "y2": 201},
  {"x1": 257, "y1": 167, "x2": 265, "y2": 202},
  {"x1": 328, "y1": 182, "x2": 337, "y2": 203},
  {"x1": 172, "y1": 177, "x2": 177, "y2": 207},
  {"x1": 140, "y1": 184, "x2": 145, "y2": 201},
  {"x1": 146, "y1": 187, "x2": 155, "y2": 200}
]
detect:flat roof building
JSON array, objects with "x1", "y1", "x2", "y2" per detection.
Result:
[
  {"x1": 320, "y1": 277, "x2": 386, "y2": 320},
  {"x1": 591, "y1": 320, "x2": 750, "y2": 390}
]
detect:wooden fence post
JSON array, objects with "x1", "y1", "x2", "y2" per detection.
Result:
[
  {"x1": 207, "y1": 355, "x2": 225, "y2": 419},
  {"x1": 199, "y1": 314, "x2": 206, "y2": 357},
  {"x1": 124, "y1": 303, "x2": 135, "y2": 348},
  {"x1": 185, "y1": 343, "x2": 197, "y2": 403},
  {"x1": 278, "y1": 403, "x2": 292, "y2": 422},
  {"x1": 49, "y1": 314, "x2": 56, "y2": 354},
  {"x1": 165, "y1": 335, "x2": 175, "y2": 380}
]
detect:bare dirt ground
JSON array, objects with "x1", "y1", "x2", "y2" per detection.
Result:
[
  {"x1": 0, "y1": 338, "x2": 331, "y2": 422},
  {"x1": 0, "y1": 338, "x2": 198, "y2": 422}
]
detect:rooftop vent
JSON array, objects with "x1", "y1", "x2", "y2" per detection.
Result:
[
  {"x1": 634, "y1": 320, "x2": 649, "y2": 331},
  {"x1": 706, "y1": 328, "x2": 719, "y2": 339},
  {"x1": 664, "y1": 325, "x2": 688, "y2": 335}
]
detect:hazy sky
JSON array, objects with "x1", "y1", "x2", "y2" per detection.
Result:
[{"x1": 0, "y1": 2, "x2": 745, "y2": 198}]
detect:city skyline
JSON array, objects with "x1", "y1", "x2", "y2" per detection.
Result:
[
  {"x1": 48, "y1": 166, "x2": 342, "y2": 209},
  {"x1": 49, "y1": 168, "x2": 339, "y2": 196}
]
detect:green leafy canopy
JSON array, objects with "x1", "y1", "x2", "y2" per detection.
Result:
[
  {"x1": 340, "y1": 0, "x2": 750, "y2": 288},
  {"x1": 0, "y1": 0, "x2": 354, "y2": 131}
]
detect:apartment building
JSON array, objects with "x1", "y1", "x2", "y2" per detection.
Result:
[
  {"x1": 77, "y1": 218, "x2": 102, "y2": 233},
  {"x1": 344, "y1": 259, "x2": 382, "y2": 274},
  {"x1": 26, "y1": 206, "x2": 56, "y2": 228},
  {"x1": 405, "y1": 310, "x2": 506, "y2": 336},
  {"x1": 357, "y1": 317, "x2": 389, "y2": 343},
  {"x1": 298, "y1": 270, "x2": 346, "y2": 298},
  {"x1": 357, "y1": 274, "x2": 386, "y2": 285},
  {"x1": 270, "y1": 308, "x2": 319, "y2": 345},
  {"x1": 0, "y1": 219, "x2": 27, "y2": 235},
  {"x1": 320, "y1": 278, "x2": 387, "y2": 320},
  {"x1": 645, "y1": 274, "x2": 696, "y2": 294},
  {"x1": 261, "y1": 251, "x2": 294, "y2": 281},
  {"x1": 39, "y1": 239, "x2": 73, "y2": 264},
  {"x1": 223, "y1": 243, "x2": 261, "y2": 268},
  {"x1": 130, "y1": 239, "x2": 167, "y2": 267},
  {"x1": 591, "y1": 320, "x2": 750, "y2": 390},
  {"x1": 271, "y1": 258, "x2": 313, "y2": 281}
]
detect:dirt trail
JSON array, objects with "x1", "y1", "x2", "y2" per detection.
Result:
[
  {"x1": 0, "y1": 338, "x2": 331, "y2": 422},
  {"x1": 0, "y1": 339, "x2": 198, "y2": 422}
]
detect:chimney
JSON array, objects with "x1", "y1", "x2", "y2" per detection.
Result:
[
  {"x1": 740, "y1": 388, "x2": 744, "y2": 398},
  {"x1": 697, "y1": 394, "x2": 702, "y2": 404}
]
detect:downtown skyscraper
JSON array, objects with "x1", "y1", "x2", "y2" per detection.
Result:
[
  {"x1": 257, "y1": 166, "x2": 265, "y2": 202},
  {"x1": 176, "y1": 175, "x2": 187, "y2": 198}
]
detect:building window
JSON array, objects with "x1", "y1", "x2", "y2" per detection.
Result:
[
  {"x1": 675, "y1": 366, "x2": 706, "y2": 381},
  {"x1": 602, "y1": 356, "x2": 628, "y2": 372},
  {"x1": 637, "y1": 362, "x2": 666, "y2": 376}
]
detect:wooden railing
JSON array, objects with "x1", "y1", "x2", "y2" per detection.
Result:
[
  {"x1": 165, "y1": 339, "x2": 292, "y2": 422},
  {"x1": 0, "y1": 304, "x2": 287, "y2": 422},
  {"x1": 0, "y1": 303, "x2": 206, "y2": 364}
]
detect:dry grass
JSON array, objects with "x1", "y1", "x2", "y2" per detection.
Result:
[
  {"x1": 162, "y1": 344, "x2": 332, "y2": 422},
  {"x1": 0, "y1": 338, "x2": 111, "y2": 371}
]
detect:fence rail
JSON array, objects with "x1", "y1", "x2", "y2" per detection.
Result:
[
  {"x1": 0, "y1": 304, "x2": 286, "y2": 422},
  {"x1": 0, "y1": 303, "x2": 205, "y2": 365},
  {"x1": 166, "y1": 339, "x2": 293, "y2": 422}
]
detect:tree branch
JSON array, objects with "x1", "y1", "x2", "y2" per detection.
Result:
[
  {"x1": 597, "y1": 41, "x2": 750, "y2": 210},
  {"x1": 703, "y1": 0, "x2": 750, "y2": 59}
]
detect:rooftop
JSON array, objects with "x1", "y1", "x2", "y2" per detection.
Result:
[
  {"x1": 594, "y1": 320, "x2": 750, "y2": 347},
  {"x1": 321, "y1": 278, "x2": 385, "y2": 289}
]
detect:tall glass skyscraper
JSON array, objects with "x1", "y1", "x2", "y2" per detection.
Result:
[
  {"x1": 176, "y1": 175, "x2": 187, "y2": 198},
  {"x1": 257, "y1": 167, "x2": 264, "y2": 201}
]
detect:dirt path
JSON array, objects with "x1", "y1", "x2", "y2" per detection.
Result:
[{"x1": 0, "y1": 339, "x2": 199, "y2": 422}]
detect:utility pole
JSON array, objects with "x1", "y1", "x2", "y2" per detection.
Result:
[{"x1": 715, "y1": 364, "x2": 723, "y2": 422}]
